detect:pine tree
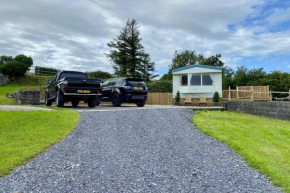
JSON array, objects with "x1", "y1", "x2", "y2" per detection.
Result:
[
  {"x1": 106, "y1": 19, "x2": 157, "y2": 80},
  {"x1": 139, "y1": 53, "x2": 157, "y2": 82}
]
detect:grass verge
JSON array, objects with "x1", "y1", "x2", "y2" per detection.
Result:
[
  {"x1": 0, "y1": 109, "x2": 80, "y2": 177},
  {"x1": 193, "y1": 111, "x2": 290, "y2": 193},
  {"x1": 0, "y1": 86, "x2": 21, "y2": 105}
]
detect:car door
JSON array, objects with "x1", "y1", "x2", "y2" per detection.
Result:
[
  {"x1": 101, "y1": 80, "x2": 111, "y2": 98},
  {"x1": 47, "y1": 74, "x2": 58, "y2": 98}
]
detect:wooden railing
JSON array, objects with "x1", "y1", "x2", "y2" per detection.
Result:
[{"x1": 223, "y1": 86, "x2": 290, "y2": 102}]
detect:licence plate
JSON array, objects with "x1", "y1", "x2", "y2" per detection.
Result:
[
  {"x1": 78, "y1": 90, "x2": 90, "y2": 94},
  {"x1": 134, "y1": 87, "x2": 143, "y2": 90}
]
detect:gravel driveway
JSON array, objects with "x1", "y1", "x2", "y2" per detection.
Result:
[{"x1": 0, "y1": 109, "x2": 281, "y2": 192}]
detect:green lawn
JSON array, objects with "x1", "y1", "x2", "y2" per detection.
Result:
[
  {"x1": 0, "y1": 86, "x2": 21, "y2": 105},
  {"x1": 0, "y1": 109, "x2": 80, "y2": 176},
  {"x1": 193, "y1": 111, "x2": 290, "y2": 193}
]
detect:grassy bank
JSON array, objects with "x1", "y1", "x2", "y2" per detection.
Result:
[
  {"x1": 0, "y1": 109, "x2": 80, "y2": 176},
  {"x1": 193, "y1": 111, "x2": 290, "y2": 192},
  {"x1": 0, "y1": 86, "x2": 21, "y2": 105},
  {"x1": 0, "y1": 74, "x2": 52, "y2": 105}
]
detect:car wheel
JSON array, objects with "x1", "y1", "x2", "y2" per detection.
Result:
[
  {"x1": 88, "y1": 98, "x2": 97, "y2": 108},
  {"x1": 55, "y1": 91, "x2": 64, "y2": 107},
  {"x1": 72, "y1": 101, "x2": 79, "y2": 107},
  {"x1": 45, "y1": 92, "x2": 52, "y2": 106},
  {"x1": 112, "y1": 94, "x2": 121, "y2": 107},
  {"x1": 136, "y1": 100, "x2": 145, "y2": 107}
]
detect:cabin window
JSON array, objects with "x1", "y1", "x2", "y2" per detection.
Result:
[
  {"x1": 202, "y1": 74, "x2": 213, "y2": 85},
  {"x1": 181, "y1": 75, "x2": 188, "y2": 86},
  {"x1": 190, "y1": 74, "x2": 201, "y2": 85}
]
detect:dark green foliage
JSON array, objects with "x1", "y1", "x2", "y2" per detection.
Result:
[
  {"x1": 163, "y1": 50, "x2": 224, "y2": 80},
  {"x1": 35, "y1": 66, "x2": 58, "y2": 76},
  {"x1": 199, "y1": 54, "x2": 224, "y2": 67},
  {"x1": 106, "y1": 19, "x2": 157, "y2": 81},
  {"x1": 0, "y1": 56, "x2": 13, "y2": 65},
  {"x1": 146, "y1": 80, "x2": 172, "y2": 92},
  {"x1": 14, "y1": 54, "x2": 33, "y2": 67},
  {"x1": 213, "y1": 91, "x2": 220, "y2": 102},
  {"x1": 0, "y1": 61, "x2": 30, "y2": 79},
  {"x1": 175, "y1": 91, "x2": 180, "y2": 102},
  {"x1": 86, "y1": 71, "x2": 114, "y2": 82},
  {"x1": 0, "y1": 54, "x2": 33, "y2": 79}
]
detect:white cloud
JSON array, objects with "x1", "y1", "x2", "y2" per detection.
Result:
[{"x1": 0, "y1": 0, "x2": 290, "y2": 75}]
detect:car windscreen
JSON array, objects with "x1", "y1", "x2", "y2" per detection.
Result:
[
  {"x1": 59, "y1": 72, "x2": 87, "y2": 79},
  {"x1": 126, "y1": 80, "x2": 146, "y2": 86}
]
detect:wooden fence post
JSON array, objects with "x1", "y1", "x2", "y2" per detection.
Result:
[
  {"x1": 251, "y1": 86, "x2": 254, "y2": 101},
  {"x1": 228, "y1": 86, "x2": 231, "y2": 101},
  {"x1": 270, "y1": 91, "x2": 272, "y2": 102},
  {"x1": 237, "y1": 87, "x2": 239, "y2": 100}
]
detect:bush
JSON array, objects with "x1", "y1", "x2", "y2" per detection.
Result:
[
  {"x1": 14, "y1": 54, "x2": 33, "y2": 67},
  {"x1": 146, "y1": 80, "x2": 172, "y2": 92},
  {"x1": 0, "y1": 61, "x2": 30, "y2": 79},
  {"x1": 213, "y1": 91, "x2": 220, "y2": 102},
  {"x1": 175, "y1": 91, "x2": 180, "y2": 102}
]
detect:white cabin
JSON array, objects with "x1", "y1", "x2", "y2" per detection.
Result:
[{"x1": 172, "y1": 64, "x2": 222, "y2": 99}]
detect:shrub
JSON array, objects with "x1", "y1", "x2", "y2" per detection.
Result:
[
  {"x1": 146, "y1": 80, "x2": 172, "y2": 92},
  {"x1": 213, "y1": 91, "x2": 220, "y2": 102},
  {"x1": 0, "y1": 61, "x2": 30, "y2": 79},
  {"x1": 175, "y1": 91, "x2": 180, "y2": 102},
  {"x1": 14, "y1": 54, "x2": 33, "y2": 67}
]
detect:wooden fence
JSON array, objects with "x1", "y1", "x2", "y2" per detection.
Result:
[
  {"x1": 223, "y1": 86, "x2": 290, "y2": 102},
  {"x1": 146, "y1": 93, "x2": 173, "y2": 105}
]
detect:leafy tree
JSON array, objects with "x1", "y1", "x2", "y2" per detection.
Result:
[
  {"x1": 106, "y1": 19, "x2": 156, "y2": 81},
  {"x1": 200, "y1": 54, "x2": 224, "y2": 67},
  {"x1": 86, "y1": 70, "x2": 114, "y2": 82},
  {"x1": 14, "y1": 54, "x2": 33, "y2": 67},
  {"x1": 0, "y1": 55, "x2": 13, "y2": 65},
  {"x1": 0, "y1": 61, "x2": 29, "y2": 79},
  {"x1": 262, "y1": 71, "x2": 290, "y2": 92},
  {"x1": 170, "y1": 50, "x2": 204, "y2": 70},
  {"x1": 0, "y1": 54, "x2": 33, "y2": 79},
  {"x1": 222, "y1": 66, "x2": 234, "y2": 89},
  {"x1": 232, "y1": 66, "x2": 248, "y2": 87}
]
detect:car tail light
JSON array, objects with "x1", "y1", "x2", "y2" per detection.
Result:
[
  {"x1": 124, "y1": 86, "x2": 131, "y2": 89},
  {"x1": 100, "y1": 82, "x2": 103, "y2": 89},
  {"x1": 63, "y1": 81, "x2": 68, "y2": 90}
]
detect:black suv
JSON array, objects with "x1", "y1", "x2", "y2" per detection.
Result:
[{"x1": 101, "y1": 78, "x2": 148, "y2": 107}]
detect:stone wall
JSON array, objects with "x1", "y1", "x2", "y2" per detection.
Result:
[
  {"x1": 227, "y1": 101, "x2": 290, "y2": 120},
  {"x1": 13, "y1": 90, "x2": 40, "y2": 105},
  {"x1": 0, "y1": 73, "x2": 9, "y2": 85}
]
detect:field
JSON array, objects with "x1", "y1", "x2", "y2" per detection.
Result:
[{"x1": 194, "y1": 111, "x2": 290, "y2": 193}]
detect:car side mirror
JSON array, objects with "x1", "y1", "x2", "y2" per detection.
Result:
[{"x1": 47, "y1": 80, "x2": 52, "y2": 85}]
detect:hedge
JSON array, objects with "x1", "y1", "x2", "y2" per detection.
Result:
[{"x1": 146, "y1": 80, "x2": 172, "y2": 92}]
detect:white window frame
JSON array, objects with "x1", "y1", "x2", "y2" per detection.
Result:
[{"x1": 189, "y1": 73, "x2": 214, "y2": 86}]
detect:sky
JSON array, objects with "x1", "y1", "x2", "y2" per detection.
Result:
[{"x1": 1, "y1": 0, "x2": 290, "y2": 77}]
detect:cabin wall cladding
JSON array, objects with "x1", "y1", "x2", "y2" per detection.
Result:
[
  {"x1": 227, "y1": 101, "x2": 290, "y2": 120},
  {"x1": 13, "y1": 90, "x2": 40, "y2": 105}
]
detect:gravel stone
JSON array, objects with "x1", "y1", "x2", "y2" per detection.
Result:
[{"x1": 0, "y1": 108, "x2": 282, "y2": 192}]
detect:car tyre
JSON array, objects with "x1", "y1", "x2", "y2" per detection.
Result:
[
  {"x1": 72, "y1": 101, "x2": 79, "y2": 107},
  {"x1": 112, "y1": 94, "x2": 121, "y2": 107},
  {"x1": 45, "y1": 92, "x2": 52, "y2": 106},
  {"x1": 56, "y1": 91, "x2": 64, "y2": 107},
  {"x1": 88, "y1": 98, "x2": 97, "y2": 108},
  {"x1": 136, "y1": 100, "x2": 145, "y2": 107}
]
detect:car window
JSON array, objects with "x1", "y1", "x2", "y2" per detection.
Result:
[
  {"x1": 126, "y1": 80, "x2": 146, "y2": 86},
  {"x1": 116, "y1": 79, "x2": 125, "y2": 86},
  {"x1": 109, "y1": 80, "x2": 116, "y2": 86},
  {"x1": 103, "y1": 80, "x2": 109, "y2": 87},
  {"x1": 59, "y1": 72, "x2": 87, "y2": 79}
]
